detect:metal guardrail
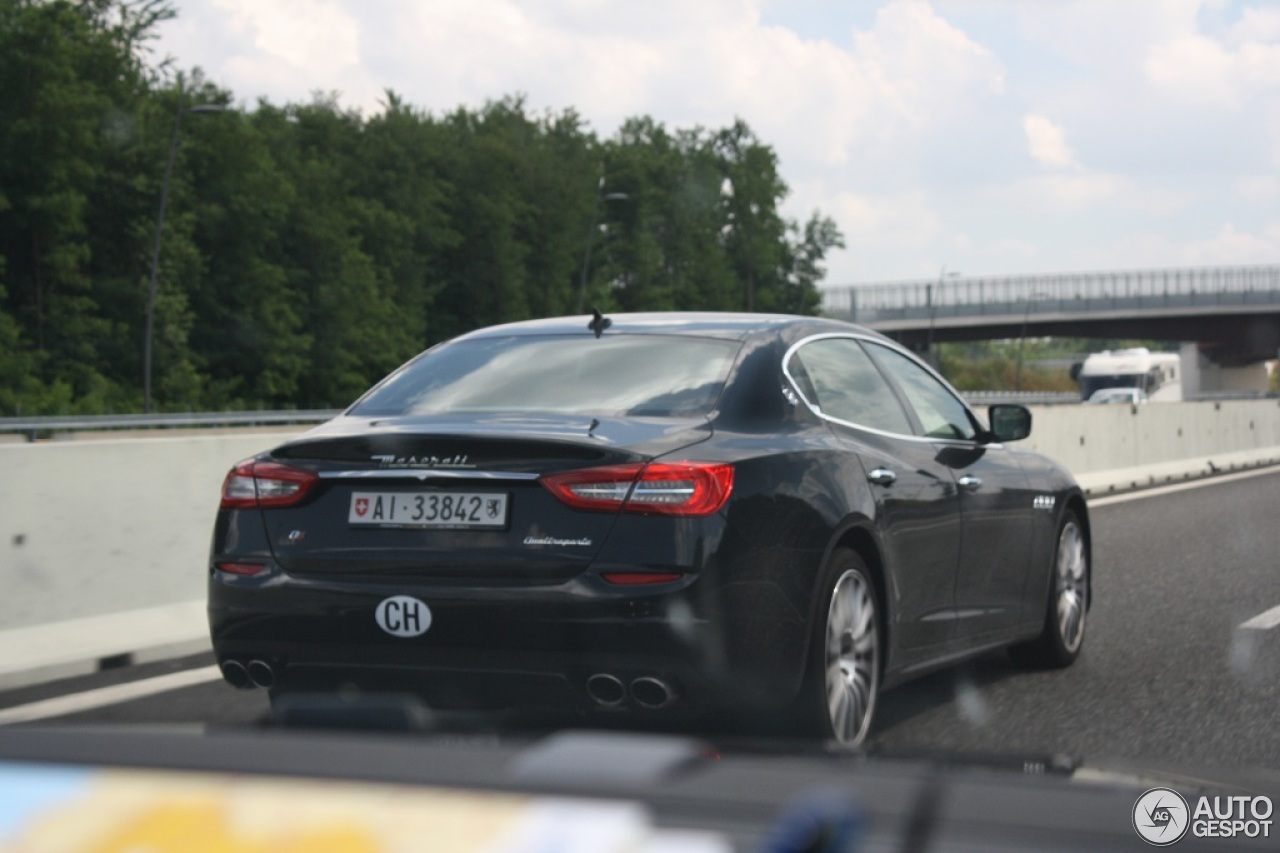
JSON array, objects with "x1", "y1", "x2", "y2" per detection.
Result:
[
  {"x1": 5, "y1": 399, "x2": 1088, "y2": 440},
  {"x1": 962, "y1": 391, "x2": 1081, "y2": 406},
  {"x1": 0, "y1": 409, "x2": 341, "y2": 437},
  {"x1": 823, "y1": 263, "x2": 1280, "y2": 325},
  {"x1": 6, "y1": 395, "x2": 1273, "y2": 439}
]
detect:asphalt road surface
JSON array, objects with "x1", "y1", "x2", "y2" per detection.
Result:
[{"x1": 4, "y1": 467, "x2": 1280, "y2": 775}]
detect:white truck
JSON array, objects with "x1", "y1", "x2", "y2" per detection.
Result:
[
  {"x1": 1073, "y1": 345, "x2": 1271, "y2": 402},
  {"x1": 1074, "y1": 348, "x2": 1181, "y2": 402}
]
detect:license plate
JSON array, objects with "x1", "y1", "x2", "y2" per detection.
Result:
[{"x1": 348, "y1": 491, "x2": 509, "y2": 529}]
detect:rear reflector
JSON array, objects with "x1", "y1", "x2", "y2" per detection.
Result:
[
  {"x1": 541, "y1": 462, "x2": 733, "y2": 516},
  {"x1": 220, "y1": 460, "x2": 318, "y2": 509},
  {"x1": 601, "y1": 572, "x2": 683, "y2": 585},
  {"x1": 215, "y1": 562, "x2": 267, "y2": 576}
]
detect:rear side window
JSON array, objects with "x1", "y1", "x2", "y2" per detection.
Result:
[
  {"x1": 786, "y1": 337, "x2": 912, "y2": 434},
  {"x1": 352, "y1": 334, "x2": 739, "y2": 418}
]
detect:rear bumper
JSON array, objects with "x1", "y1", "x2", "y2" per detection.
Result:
[{"x1": 208, "y1": 563, "x2": 809, "y2": 715}]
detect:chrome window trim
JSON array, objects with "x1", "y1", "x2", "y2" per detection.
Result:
[{"x1": 781, "y1": 331, "x2": 990, "y2": 447}]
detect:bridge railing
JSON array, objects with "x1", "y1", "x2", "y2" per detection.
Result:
[{"x1": 823, "y1": 263, "x2": 1280, "y2": 324}]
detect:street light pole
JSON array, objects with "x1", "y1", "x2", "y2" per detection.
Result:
[
  {"x1": 1014, "y1": 290, "x2": 1049, "y2": 391},
  {"x1": 927, "y1": 267, "x2": 958, "y2": 368},
  {"x1": 576, "y1": 178, "x2": 628, "y2": 314},
  {"x1": 143, "y1": 77, "x2": 224, "y2": 413}
]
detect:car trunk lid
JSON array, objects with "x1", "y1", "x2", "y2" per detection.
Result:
[{"x1": 252, "y1": 414, "x2": 712, "y2": 583}]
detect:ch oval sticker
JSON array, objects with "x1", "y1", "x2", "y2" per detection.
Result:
[{"x1": 375, "y1": 596, "x2": 432, "y2": 638}]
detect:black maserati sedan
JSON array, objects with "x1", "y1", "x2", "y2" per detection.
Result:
[{"x1": 208, "y1": 312, "x2": 1090, "y2": 745}]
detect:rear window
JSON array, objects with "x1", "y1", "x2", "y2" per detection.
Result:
[{"x1": 351, "y1": 334, "x2": 740, "y2": 418}]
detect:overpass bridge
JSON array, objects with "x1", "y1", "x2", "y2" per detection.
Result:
[{"x1": 821, "y1": 264, "x2": 1280, "y2": 365}]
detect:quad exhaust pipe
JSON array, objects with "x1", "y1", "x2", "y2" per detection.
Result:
[
  {"x1": 247, "y1": 660, "x2": 275, "y2": 689},
  {"x1": 220, "y1": 659, "x2": 252, "y2": 689},
  {"x1": 228, "y1": 661, "x2": 668, "y2": 705},
  {"x1": 585, "y1": 673, "x2": 675, "y2": 709},
  {"x1": 585, "y1": 673, "x2": 626, "y2": 706},
  {"x1": 220, "y1": 659, "x2": 276, "y2": 690},
  {"x1": 629, "y1": 676, "x2": 674, "y2": 709}
]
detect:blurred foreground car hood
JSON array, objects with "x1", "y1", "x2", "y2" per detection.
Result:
[{"x1": 2, "y1": 725, "x2": 1278, "y2": 852}]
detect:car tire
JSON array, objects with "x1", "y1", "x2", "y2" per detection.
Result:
[
  {"x1": 1009, "y1": 509, "x2": 1088, "y2": 668},
  {"x1": 797, "y1": 548, "x2": 881, "y2": 746}
]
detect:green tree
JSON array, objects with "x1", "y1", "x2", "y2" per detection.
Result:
[
  {"x1": 0, "y1": 2, "x2": 845, "y2": 414},
  {"x1": 712, "y1": 120, "x2": 788, "y2": 313},
  {"x1": 0, "y1": 1, "x2": 167, "y2": 412},
  {"x1": 598, "y1": 119, "x2": 735, "y2": 312},
  {"x1": 775, "y1": 212, "x2": 844, "y2": 315},
  {"x1": 182, "y1": 98, "x2": 310, "y2": 407},
  {"x1": 350, "y1": 92, "x2": 456, "y2": 355},
  {"x1": 429, "y1": 99, "x2": 539, "y2": 340}
]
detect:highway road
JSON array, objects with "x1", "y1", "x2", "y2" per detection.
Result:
[{"x1": 3, "y1": 467, "x2": 1279, "y2": 775}]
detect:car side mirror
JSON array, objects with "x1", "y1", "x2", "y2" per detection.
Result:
[{"x1": 987, "y1": 404, "x2": 1032, "y2": 442}]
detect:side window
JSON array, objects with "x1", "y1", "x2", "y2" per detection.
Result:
[
  {"x1": 787, "y1": 338, "x2": 913, "y2": 434},
  {"x1": 864, "y1": 343, "x2": 978, "y2": 441}
]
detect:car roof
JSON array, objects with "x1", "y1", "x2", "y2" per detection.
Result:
[{"x1": 453, "y1": 312, "x2": 889, "y2": 344}]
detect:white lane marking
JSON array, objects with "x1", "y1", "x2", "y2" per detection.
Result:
[
  {"x1": 0, "y1": 600, "x2": 209, "y2": 687},
  {"x1": 0, "y1": 665, "x2": 222, "y2": 725},
  {"x1": 1088, "y1": 466, "x2": 1280, "y2": 508},
  {"x1": 1240, "y1": 605, "x2": 1280, "y2": 631}
]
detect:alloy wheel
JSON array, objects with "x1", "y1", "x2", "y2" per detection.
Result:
[
  {"x1": 1056, "y1": 520, "x2": 1087, "y2": 654},
  {"x1": 824, "y1": 568, "x2": 879, "y2": 745}
]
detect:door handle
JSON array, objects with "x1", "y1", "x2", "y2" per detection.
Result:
[
  {"x1": 867, "y1": 468, "x2": 897, "y2": 487},
  {"x1": 958, "y1": 474, "x2": 982, "y2": 491}
]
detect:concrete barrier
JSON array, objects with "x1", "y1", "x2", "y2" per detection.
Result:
[
  {"x1": 1017, "y1": 400, "x2": 1280, "y2": 493},
  {"x1": 1020, "y1": 400, "x2": 1280, "y2": 472},
  {"x1": 1, "y1": 401, "x2": 1279, "y2": 688},
  {"x1": 0, "y1": 432, "x2": 302, "y2": 631}
]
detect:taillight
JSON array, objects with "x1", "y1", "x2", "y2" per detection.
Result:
[
  {"x1": 541, "y1": 462, "x2": 733, "y2": 516},
  {"x1": 220, "y1": 460, "x2": 317, "y2": 509},
  {"x1": 601, "y1": 572, "x2": 683, "y2": 585}
]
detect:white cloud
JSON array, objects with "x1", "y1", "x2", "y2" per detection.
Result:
[
  {"x1": 186, "y1": 0, "x2": 379, "y2": 107},
  {"x1": 212, "y1": 0, "x2": 361, "y2": 71},
  {"x1": 165, "y1": 0, "x2": 1006, "y2": 163},
  {"x1": 832, "y1": 189, "x2": 941, "y2": 246},
  {"x1": 1015, "y1": 0, "x2": 1203, "y2": 72},
  {"x1": 998, "y1": 171, "x2": 1192, "y2": 216},
  {"x1": 1070, "y1": 221, "x2": 1280, "y2": 272},
  {"x1": 1023, "y1": 114, "x2": 1076, "y2": 169},
  {"x1": 1227, "y1": 6, "x2": 1280, "y2": 45},
  {"x1": 849, "y1": 0, "x2": 1006, "y2": 127},
  {"x1": 1235, "y1": 175, "x2": 1280, "y2": 201},
  {"x1": 367, "y1": 0, "x2": 1005, "y2": 176},
  {"x1": 152, "y1": 1, "x2": 1280, "y2": 283},
  {"x1": 801, "y1": 186, "x2": 945, "y2": 282},
  {"x1": 1030, "y1": 173, "x2": 1118, "y2": 205},
  {"x1": 986, "y1": 237, "x2": 1041, "y2": 263},
  {"x1": 1144, "y1": 7, "x2": 1280, "y2": 107},
  {"x1": 1182, "y1": 221, "x2": 1280, "y2": 264},
  {"x1": 1145, "y1": 35, "x2": 1247, "y2": 105}
]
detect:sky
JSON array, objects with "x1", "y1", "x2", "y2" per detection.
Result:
[{"x1": 151, "y1": 0, "x2": 1280, "y2": 288}]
